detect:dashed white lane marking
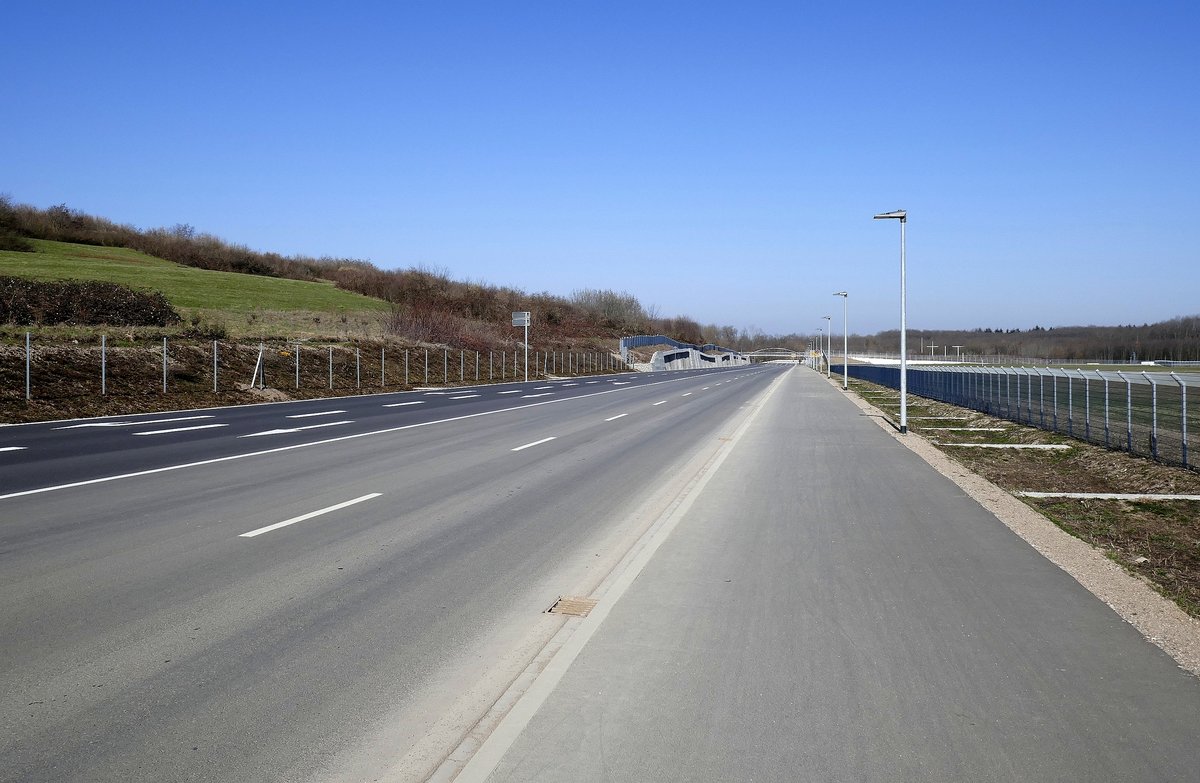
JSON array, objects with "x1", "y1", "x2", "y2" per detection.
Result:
[
  {"x1": 604, "y1": 414, "x2": 628, "y2": 422},
  {"x1": 562, "y1": 383, "x2": 579, "y2": 386},
  {"x1": 239, "y1": 421, "x2": 353, "y2": 438},
  {"x1": 652, "y1": 400, "x2": 667, "y2": 406},
  {"x1": 286, "y1": 410, "x2": 347, "y2": 419},
  {"x1": 534, "y1": 386, "x2": 553, "y2": 390},
  {"x1": 612, "y1": 382, "x2": 631, "y2": 386},
  {"x1": 585, "y1": 381, "x2": 600, "y2": 384},
  {"x1": 383, "y1": 401, "x2": 425, "y2": 407},
  {"x1": 0, "y1": 446, "x2": 28, "y2": 452},
  {"x1": 511, "y1": 437, "x2": 556, "y2": 452},
  {"x1": 702, "y1": 387, "x2": 710, "y2": 390},
  {"x1": 239, "y1": 493, "x2": 382, "y2": 538},
  {"x1": 497, "y1": 390, "x2": 522, "y2": 395},
  {"x1": 451, "y1": 394, "x2": 481, "y2": 399},
  {"x1": 681, "y1": 392, "x2": 692, "y2": 397},
  {"x1": 521, "y1": 393, "x2": 553, "y2": 399},
  {"x1": 1016, "y1": 491, "x2": 1200, "y2": 501},
  {"x1": 56, "y1": 415, "x2": 215, "y2": 430},
  {"x1": 133, "y1": 424, "x2": 229, "y2": 436}
]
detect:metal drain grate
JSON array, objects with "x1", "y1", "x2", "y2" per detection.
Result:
[{"x1": 546, "y1": 595, "x2": 598, "y2": 617}]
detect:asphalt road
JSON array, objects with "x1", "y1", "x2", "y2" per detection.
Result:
[
  {"x1": 0, "y1": 364, "x2": 784, "y2": 782},
  {"x1": 479, "y1": 368, "x2": 1200, "y2": 782}
]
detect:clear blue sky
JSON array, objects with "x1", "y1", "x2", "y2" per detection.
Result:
[{"x1": 5, "y1": 1, "x2": 1198, "y2": 336}]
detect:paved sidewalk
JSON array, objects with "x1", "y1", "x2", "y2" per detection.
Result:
[{"x1": 477, "y1": 367, "x2": 1200, "y2": 782}]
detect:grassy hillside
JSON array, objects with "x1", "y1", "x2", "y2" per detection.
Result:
[{"x1": 0, "y1": 239, "x2": 388, "y2": 338}]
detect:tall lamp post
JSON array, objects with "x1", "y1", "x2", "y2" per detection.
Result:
[
  {"x1": 874, "y1": 209, "x2": 907, "y2": 433},
  {"x1": 822, "y1": 316, "x2": 832, "y2": 378},
  {"x1": 834, "y1": 291, "x2": 848, "y2": 389}
]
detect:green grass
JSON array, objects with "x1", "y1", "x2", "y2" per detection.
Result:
[{"x1": 0, "y1": 239, "x2": 389, "y2": 316}]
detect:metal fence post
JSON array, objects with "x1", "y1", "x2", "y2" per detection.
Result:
[
  {"x1": 1117, "y1": 371, "x2": 1132, "y2": 452},
  {"x1": 1066, "y1": 372, "x2": 1074, "y2": 436},
  {"x1": 1100, "y1": 370, "x2": 1110, "y2": 448},
  {"x1": 356, "y1": 348, "x2": 361, "y2": 389},
  {"x1": 162, "y1": 337, "x2": 168, "y2": 393},
  {"x1": 213, "y1": 340, "x2": 219, "y2": 393},
  {"x1": 1172, "y1": 373, "x2": 1188, "y2": 468},
  {"x1": 460, "y1": 350, "x2": 465, "y2": 383},
  {"x1": 381, "y1": 346, "x2": 386, "y2": 387},
  {"x1": 476, "y1": 351, "x2": 480, "y2": 382},
  {"x1": 101, "y1": 335, "x2": 107, "y2": 396},
  {"x1": 1079, "y1": 370, "x2": 1091, "y2": 442},
  {"x1": 425, "y1": 349, "x2": 429, "y2": 385},
  {"x1": 1142, "y1": 372, "x2": 1157, "y2": 460},
  {"x1": 489, "y1": 351, "x2": 493, "y2": 381},
  {"x1": 405, "y1": 349, "x2": 409, "y2": 387},
  {"x1": 443, "y1": 348, "x2": 448, "y2": 384},
  {"x1": 329, "y1": 346, "x2": 334, "y2": 390},
  {"x1": 25, "y1": 332, "x2": 31, "y2": 400},
  {"x1": 295, "y1": 344, "x2": 300, "y2": 390},
  {"x1": 1052, "y1": 371, "x2": 1059, "y2": 432}
]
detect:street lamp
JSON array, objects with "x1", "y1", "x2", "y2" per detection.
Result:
[
  {"x1": 874, "y1": 209, "x2": 907, "y2": 433},
  {"x1": 833, "y1": 292, "x2": 848, "y2": 389},
  {"x1": 823, "y1": 316, "x2": 832, "y2": 377}
]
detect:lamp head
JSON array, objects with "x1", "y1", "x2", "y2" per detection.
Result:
[
  {"x1": 873, "y1": 209, "x2": 907, "y2": 222},
  {"x1": 833, "y1": 291, "x2": 847, "y2": 297}
]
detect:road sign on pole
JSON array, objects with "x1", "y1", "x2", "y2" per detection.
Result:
[{"x1": 512, "y1": 312, "x2": 531, "y2": 381}]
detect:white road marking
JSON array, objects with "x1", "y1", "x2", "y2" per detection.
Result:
[
  {"x1": 585, "y1": 381, "x2": 599, "y2": 384},
  {"x1": 1016, "y1": 491, "x2": 1200, "y2": 501},
  {"x1": 604, "y1": 414, "x2": 628, "y2": 422},
  {"x1": 653, "y1": 400, "x2": 667, "y2": 406},
  {"x1": 521, "y1": 393, "x2": 553, "y2": 399},
  {"x1": 383, "y1": 401, "x2": 425, "y2": 407},
  {"x1": 0, "y1": 446, "x2": 28, "y2": 452},
  {"x1": 920, "y1": 427, "x2": 1006, "y2": 431},
  {"x1": 451, "y1": 394, "x2": 481, "y2": 399},
  {"x1": 612, "y1": 382, "x2": 631, "y2": 386},
  {"x1": 56, "y1": 415, "x2": 215, "y2": 430},
  {"x1": 702, "y1": 387, "x2": 710, "y2": 390},
  {"x1": 681, "y1": 392, "x2": 692, "y2": 397},
  {"x1": 133, "y1": 424, "x2": 229, "y2": 436},
  {"x1": 497, "y1": 390, "x2": 522, "y2": 395},
  {"x1": 239, "y1": 493, "x2": 382, "y2": 538},
  {"x1": 511, "y1": 437, "x2": 556, "y2": 452},
  {"x1": 562, "y1": 383, "x2": 579, "y2": 386},
  {"x1": 238, "y1": 421, "x2": 353, "y2": 438},
  {"x1": 934, "y1": 442, "x2": 1070, "y2": 450},
  {"x1": 286, "y1": 410, "x2": 347, "y2": 419}
]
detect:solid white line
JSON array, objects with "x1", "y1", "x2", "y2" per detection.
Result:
[
  {"x1": 286, "y1": 410, "x2": 347, "y2": 419},
  {"x1": 383, "y1": 401, "x2": 425, "y2": 407},
  {"x1": 1016, "y1": 491, "x2": 1200, "y2": 501},
  {"x1": 604, "y1": 414, "x2": 628, "y2": 422},
  {"x1": 239, "y1": 493, "x2": 382, "y2": 538},
  {"x1": 511, "y1": 437, "x2": 556, "y2": 452},
  {"x1": 0, "y1": 446, "x2": 28, "y2": 452},
  {"x1": 451, "y1": 394, "x2": 481, "y2": 399},
  {"x1": 0, "y1": 374, "x2": 716, "y2": 501},
  {"x1": 652, "y1": 400, "x2": 667, "y2": 406},
  {"x1": 920, "y1": 427, "x2": 1006, "y2": 431},
  {"x1": 521, "y1": 393, "x2": 553, "y2": 399},
  {"x1": 238, "y1": 421, "x2": 353, "y2": 438},
  {"x1": 132, "y1": 424, "x2": 229, "y2": 436},
  {"x1": 56, "y1": 415, "x2": 215, "y2": 430}
]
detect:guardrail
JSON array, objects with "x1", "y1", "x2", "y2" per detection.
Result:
[{"x1": 839, "y1": 364, "x2": 1198, "y2": 470}]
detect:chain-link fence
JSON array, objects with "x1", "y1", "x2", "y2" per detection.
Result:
[{"x1": 842, "y1": 364, "x2": 1198, "y2": 470}]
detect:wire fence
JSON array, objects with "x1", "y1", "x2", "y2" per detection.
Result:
[
  {"x1": 3, "y1": 333, "x2": 629, "y2": 404},
  {"x1": 841, "y1": 364, "x2": 1198, "y2": 470}
]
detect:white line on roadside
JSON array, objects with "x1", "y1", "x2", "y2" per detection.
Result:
[
  {"x1": 511, "y1": 437, "x2": 556, "y2": 452},
  {"x1": 521, "y1": 393, "x2": 553, "y2": 399},
  {"x1": 238, "y1": 421, "x2": 353, "y2": 438},
  {"x1": 920, "y1": 427, "x2": 1006, "y2": 431},
  {"x1": 133, "y1": 424, "x2": 229, "y2": 436},
  {"x1": 934, "y1": 442, "x2": 1070, "y2": 450},
  {"x1": 383, "y1": 401, "x2": 425, "y2": 407},
  {"x1": 239, "y1": 493, "x2": 382, "y2": 538},
  {"x1": 1016, "y1": 491, "x2": 1200, "y2": 501},
  {"x1": 604, "y1": 414, "x2": 627, "y2": 422},
  {"x1": 0, "y1": 446, "x2": 28, "y2": 452},
  {"x1": 451, "y1": 394, "x2": 481, "y2": 399},
  {"x1": 286, "y1": 410, "x2": 347, "y2": 419},
  {"x1": 56, "y1": 415, "x2": 215, "y2": 430}
]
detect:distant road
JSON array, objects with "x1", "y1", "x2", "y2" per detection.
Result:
[{"x1": 0, "y1": 365, "x2": 784, "y2": 782}]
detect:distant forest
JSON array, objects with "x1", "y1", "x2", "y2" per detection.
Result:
[{"x1": 2, "y1": 197, "x2": 1196, "y2": 360}]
